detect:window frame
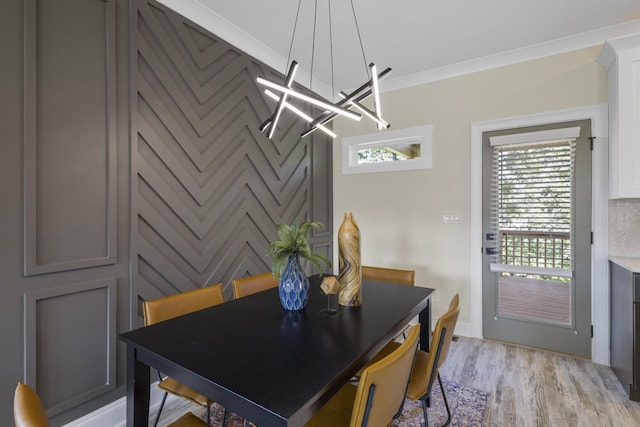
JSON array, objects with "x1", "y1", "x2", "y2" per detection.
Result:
[{"x1": 341, "y1": 124, "x2": 433, "y2": 175}]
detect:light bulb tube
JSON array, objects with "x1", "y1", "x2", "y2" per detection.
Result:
[
  {"x1": 257, "y1": 77, "x2": 362, "y2": 121},
  {"x1": 264, "y1": 90, "x2": 336, "y2": 138}
]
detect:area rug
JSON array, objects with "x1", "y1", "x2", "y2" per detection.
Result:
[
  {"x1": 197, "y1": 379, "x2": 490, "y2": 426},
  {"x1": 392, "y1": 380, "x2": 490, "y2": 427}
]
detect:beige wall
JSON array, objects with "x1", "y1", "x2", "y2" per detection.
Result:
[{"x1": 332, "y1": 46, "x2": 607, "y2": 329}]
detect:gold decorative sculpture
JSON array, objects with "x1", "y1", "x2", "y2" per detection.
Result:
[
  {"x1": 320, "y1": 276, "x2": 339, "y2": 314},
  {"x1": 320, "y1": 276, "x2": 340, "y2": 295},
  {"x1": 338, "y1": 212, "x2": 362, "y2": 306}
]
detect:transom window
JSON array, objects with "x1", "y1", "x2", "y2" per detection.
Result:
[{"x1": 342, "y1": 125, "x2": 432, "y2": 174}]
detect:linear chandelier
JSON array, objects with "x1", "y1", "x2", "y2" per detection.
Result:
[{"x1": 257, "y1": 0, "x2": 391, "y2": 140}]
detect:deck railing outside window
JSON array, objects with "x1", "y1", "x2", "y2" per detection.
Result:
[{"x1": 500, "y1": 230, "x2": 571, "y2": 270}]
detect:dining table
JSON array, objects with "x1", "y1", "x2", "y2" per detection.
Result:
[{"x1": 120, "y1": 275, "x2": 435, "y2": 427}]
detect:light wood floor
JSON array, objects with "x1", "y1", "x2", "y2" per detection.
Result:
[
  {"x1": 154, "y1": 336, "x2": 640, "y2": 426},
  {"x1": 440, "y1": 337, "x2": 640, "y2": 427}
]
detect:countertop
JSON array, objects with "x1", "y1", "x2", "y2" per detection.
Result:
[{"x1": 610, "y1": 256, "x2": 640, "y2": 273}]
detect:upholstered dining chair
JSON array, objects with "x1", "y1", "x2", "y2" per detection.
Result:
[
  {"x1": 363, "y1": 265, "x2": 416, "y2": 339},
  {"x1": 232, "y1": 272, "x2": 278, "y2": 299},
  {"x1": 362, "y1": 265, "x2": 415, "y2": 286},
  {"x1": 14, "y1": 382, "x2": 50, "y2": 427},
  {"x1": 142, "y1": 284, "x2": 225, "y2": 427},
  {"x1": 304, "y1": 324, "x2": 420, "y2": 427},
  {"x1": 167, "y1": 411, "x2": 210, "y2": 426},
  {"x1": 365, "y1": 294, "x2": 460, "y2": 427},
  {"x1": 14, "y1": 381, "x2": 210, "y2": 427}
]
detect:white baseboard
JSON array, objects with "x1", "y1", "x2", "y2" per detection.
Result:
[
  {"x1": 63, "y1": 381, "x2": 176, "y2": 427},
  {"x1": 453, "y1": 321, "x2": 477, "y2": 339},
  {"x1": 62, "y1": 397, "x2": 127, "y2": 427}
]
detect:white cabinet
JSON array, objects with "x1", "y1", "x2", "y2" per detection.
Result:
[{"x1": 598, "y1": 34, "x2": 640, "y2": 199}]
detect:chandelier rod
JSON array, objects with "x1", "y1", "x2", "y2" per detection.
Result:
[
  {"x1": 350, "y1": 0, "x2": 370, "y2": 79},
  {"x1": 310, "y1": 0, "x2": 319, "y2": 91},
  {"x1": 256, "y1": 0, "x2": 391, "y2": 140},
  {"x1": 286, "y1": 0, "x2": 303, "y2": 72},
  {"x1": 328, "y1": 0, "x2": 335, "y2": 100},
  {"x1": 300, "y1": 66, "x2": 391, "y2": 138},
  {"x1": 304, "y1": 66, "x2": 391, "y2": 129}
]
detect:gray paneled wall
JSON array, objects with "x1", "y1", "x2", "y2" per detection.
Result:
[
  {"x1": 0, "y1": 0, "x2": 132, "y2": 425},
  {"x1": 23, "y1": 0, "x2": 117, "y2": 276},
  {"x1": 21, "y1": 0, "x2": 119, "y2": 415},
  {"x1": 0, "y1": 0, "x2": 332, "y2": 424},
  {"x1": 24, "y1": 279, "x2": 117, "y2": 415},
  {"x1": 135, "y1": 0, "x2": 333, "y2": 304}
]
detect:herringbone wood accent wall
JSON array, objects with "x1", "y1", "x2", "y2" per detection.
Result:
[{"x1": 136, "y1": 0, "x2": 333, "y2": 303}]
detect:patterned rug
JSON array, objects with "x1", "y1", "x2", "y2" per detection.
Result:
[
  {"x1": 392, "y1": 380, "x2": 490, "y2": 426},
  {"x1": 197, "y1": 379, "x2": 490, "y2": 426}
]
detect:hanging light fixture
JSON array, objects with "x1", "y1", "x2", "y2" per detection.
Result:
[{"x1": 257, "y1": 0, "x2": 391, "y2": 139}]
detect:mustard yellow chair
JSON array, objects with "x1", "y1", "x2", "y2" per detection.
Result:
[
  {"x1": 14, "y1": 382, "x2": 50, "y2": 427},
  {"x1": 14, "y1": 382, "x2": 211, "y2": 427},
  {"x1": 367, "y1": 294, "x2": 460, "y2": 427},
  {"x1": 167, "y1": 412, "x2": 210, "y2": 426},
  {"x1": 232, "y1": 272, "x2": 278, "y2": 299},
  {"x1": 142, "y1": 284, "x2": 225, "y2": 427},
  {"x1": 304, "y1": 324, "x2": 420, "y2": 427},
  {"x1": 362, "y1": 265, "x2": 415, "y2": 286}
]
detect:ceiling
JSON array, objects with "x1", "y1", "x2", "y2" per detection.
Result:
[{"x1": 158, "y1": 0, "x2": 640, "y2": 96}]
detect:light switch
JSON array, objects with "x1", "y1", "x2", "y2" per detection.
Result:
[{"x1": 443, "y1": 211, "x2": 462, "y2": 223}]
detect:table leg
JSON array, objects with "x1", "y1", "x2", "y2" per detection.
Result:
[
  {"x1": 418, "y1": 298, "x2": 432, "y2": 352},
  {"x1": 126, "y1": 345, "x2": 150, "y2": 427},
  {"x1": 418, "y1": 297, "x2": 433, "y2": 408}
]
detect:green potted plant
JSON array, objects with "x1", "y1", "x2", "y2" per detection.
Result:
[{"x1": 266, "y1": 220, "x2": 332, "y2": 310}]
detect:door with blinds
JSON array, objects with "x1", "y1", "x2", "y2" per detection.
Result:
[{"x1": 482, "y1": 120, "x2": 592, "y2": 358}]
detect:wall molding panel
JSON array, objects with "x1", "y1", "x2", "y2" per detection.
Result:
[
  {"x1": 135, "y1": 0, "x2": 332, "y2": 301},
  {"x1": 1, "y1": 0, "x2": 331, "y2": 422},
  {"x1": 23, "y1": 278, "x2": 117, "y2": 416},
  {"x1": 23, "y1": 0, "x2": 117, "y2": 276}
]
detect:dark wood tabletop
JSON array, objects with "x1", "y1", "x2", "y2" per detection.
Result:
[{"x1": 120, "y1": 275, "x2": 435, "y2": 427}]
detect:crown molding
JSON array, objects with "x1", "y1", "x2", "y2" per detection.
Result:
[
  {"x1": 155, "y1": 0, "x2": 334, "y2": 98},
  {"x1": 157, "y1": 1, "x2": 640, "y2": 94},
  {"x1": 383, "y1": 20, "x2": 640, "y2": 92},
  {"x1": 156, "y1": 0, "x2": 284, "y2": 70}
]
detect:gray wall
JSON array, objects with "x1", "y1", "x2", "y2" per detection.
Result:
[
  {"x1": 1, "y1": 0, "x2": 132, "y2": 424},
  {"x1": 134, "y1": 0, "x2": 333, "y2": 306},
  {"x1": 0, "y1": 0, "x2": 332, "y2": 425}
]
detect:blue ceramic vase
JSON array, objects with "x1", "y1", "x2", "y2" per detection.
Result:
[{"x1": 279, "y1": 255, "x2": 309, "y2": 310}]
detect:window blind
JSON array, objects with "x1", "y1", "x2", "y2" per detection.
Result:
[{"x1": 487, "y1": 130, "x2": 578, "y2": 277}]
